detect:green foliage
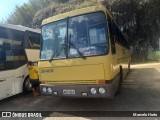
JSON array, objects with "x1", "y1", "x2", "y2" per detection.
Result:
[
  {"x1": 32, "y1": 0, "x2": 100, "y2": 27},
  {"x1": 5, "y1": 0, "x2": 108, "y2": 28},
  {"x1": 109, "y1": 0, "x2": 160, "y2": 62},
  {"x1": 3, "y1": 0, "x2": 160, "y2": 62},
  {"x1": 5, "y1": 0, "x2": 68, "y2": 27},
  {"x1": 147, "y1": 51, "x2": 160, "y2": 61}
]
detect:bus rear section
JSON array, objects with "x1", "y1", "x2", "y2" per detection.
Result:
[{"x1": 39, "y1": 5, "x2": 130, "y2": 98}]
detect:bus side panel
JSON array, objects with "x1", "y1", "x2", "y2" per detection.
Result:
[
  {"x1": 0, "y1": 64, "x2": 28, "y2": 100},
  {"x1": 0, "y1": 70, "x2": 15, "y2": 100},
  {"x1": 14, "y1": 64, "x2": 28, "y2": 94},
  {"x1": 116, "y1": 43, "x2": 130, "y2": 78}
]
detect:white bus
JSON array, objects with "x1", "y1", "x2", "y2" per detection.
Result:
[{"x1": 0, "y1": 24, "x2": 40, "y2": 100}]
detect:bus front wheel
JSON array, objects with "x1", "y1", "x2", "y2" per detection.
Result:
[{"x1": 23, "y1": 76, "x2": 32, "y2": 94}]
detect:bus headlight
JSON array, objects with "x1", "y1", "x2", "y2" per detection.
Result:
[
  {"x1": 99, "y1": 87, "x2": 105, "y2": 94},
  {"x1": 47, "y1": 87, "x2": 52, "y2": 93},
  {"x1": 90, "y1": 88, "x2": 97, "y2": 94},
  {"x1": 42, "y1": 87, "x2": 47, "y2": 93}
]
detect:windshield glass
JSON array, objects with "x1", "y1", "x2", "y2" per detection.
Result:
[
  {"x1": 68, "y1": 12, "x2": 108, "y2": 58},
  {"x1": 41, "y1": 19, "x2": 67, "y2": 60},
  {"x1": 40, "y1": 12, "x2": 108, "y2": 60}
]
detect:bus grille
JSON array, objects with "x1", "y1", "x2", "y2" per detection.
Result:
[{"x1": 45, "y1": 80, "x2": 98, "y2": 85}]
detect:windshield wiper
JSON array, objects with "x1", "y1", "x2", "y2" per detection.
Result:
[
  {"x1": 49, "y1": 34, "x2": 86, "y2": 62},
  {"x1": 69, "y1": 34, "x2": 86, "y2": 60},
  {"x1": 49, "y1": 48, "x2": 58, "y2": 62},
  {"x1": 49, "y1": 36, "x2": 68, "y2": 62}
]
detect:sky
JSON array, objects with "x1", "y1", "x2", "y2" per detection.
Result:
[{"x1": 0, "y1": 0, "x2": 29, "y2": 21}]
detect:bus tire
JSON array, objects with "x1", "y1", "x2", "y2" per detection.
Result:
[
  {"x1": 116, "y1": 66, "x2": 123, "y2": 95},
  {"x1": 23, "y1": 76, "x2": 32, "y2": 94}
]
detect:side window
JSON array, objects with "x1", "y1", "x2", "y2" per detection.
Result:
[
  {"x1": 2, "y1": 43, "x2": 13, "y2": 70},
  {"x1": 109, "y1": 20, "x2": 129, "y2": 49},
  {"x1": 5, "y1": 48, "x2": 27, "y2": 69},
  {"x1": 12, "y1": 30, "x2": 23, "y2": 48},
  {"x1": 119, "y1": 33, "x2": 129, "y2": 49},
  {"x1": 0, "y1": 27, "x2": 27, "y2": 70},
  {"x1": 23, "y1": 31, "x2": 40, "y2": 49},
  {"x1": 0, "y1": 46, "x2": 6, "y2": 70},
  {"x1": 0, "y1": 45, "x2": 6, "y2": 61},
  {"x1": 108, "y1": 20, "x2": 116, "y2": 54},
  {"x1": 28, "y1": 34, "x2": 40, "y2": 49},
  {"x1": 12, "y1": 49, "x2": 27, "y2": 68}
]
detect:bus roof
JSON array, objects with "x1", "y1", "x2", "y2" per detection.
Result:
[
  {"x1": 0, "y1": 23, "x2": 40, "y2": 33},
  {"x1": 42, "y1": 5, "x2": 109, "y2": 25}
]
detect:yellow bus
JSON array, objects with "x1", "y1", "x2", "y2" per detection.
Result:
[
  {"x1": 0, "y1": 24, "x2": 40, "y2": 100},
  {"x1": 39, "y1": 5, "x2": 131, "y2": 98}
]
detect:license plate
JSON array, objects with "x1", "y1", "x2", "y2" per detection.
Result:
[{"x1": 63, "y1": 89, "x2": 75, "y2": 95}]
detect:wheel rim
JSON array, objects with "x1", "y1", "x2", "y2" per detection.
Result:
[{"x1": 24, "y1": 79, "x2": 32, "y2": 91}]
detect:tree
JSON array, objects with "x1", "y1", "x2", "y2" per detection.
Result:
[
  {"x1": 109, "y1": 0, "x2": 160, "y2": 61},
  {"x1": 4, "y1": 0, "x2": 160, "y2": 62},
  {"x1": 6, "y1": 0, "x2": 54, "y2": 27}
]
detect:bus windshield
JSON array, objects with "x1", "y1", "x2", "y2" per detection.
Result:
[{"x1": 41, "y1": 12, "x2": 108, "y2": 60}]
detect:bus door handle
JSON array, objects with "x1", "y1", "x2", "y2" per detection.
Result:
[{"x1": 0, "y1": 79, "x2": 6, "y2": 82}]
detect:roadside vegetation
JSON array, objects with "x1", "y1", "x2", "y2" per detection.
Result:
[
  {"x1": 1, "y1": 0, "x2": 160, "y2": 63},
  {"x1": 147, "y1": 51, "x2": 160, "y2": 62}
]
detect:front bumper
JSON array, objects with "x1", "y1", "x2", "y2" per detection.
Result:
[{"x1": 40, "y1": 83, "x2": 115, "y2": 98}]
